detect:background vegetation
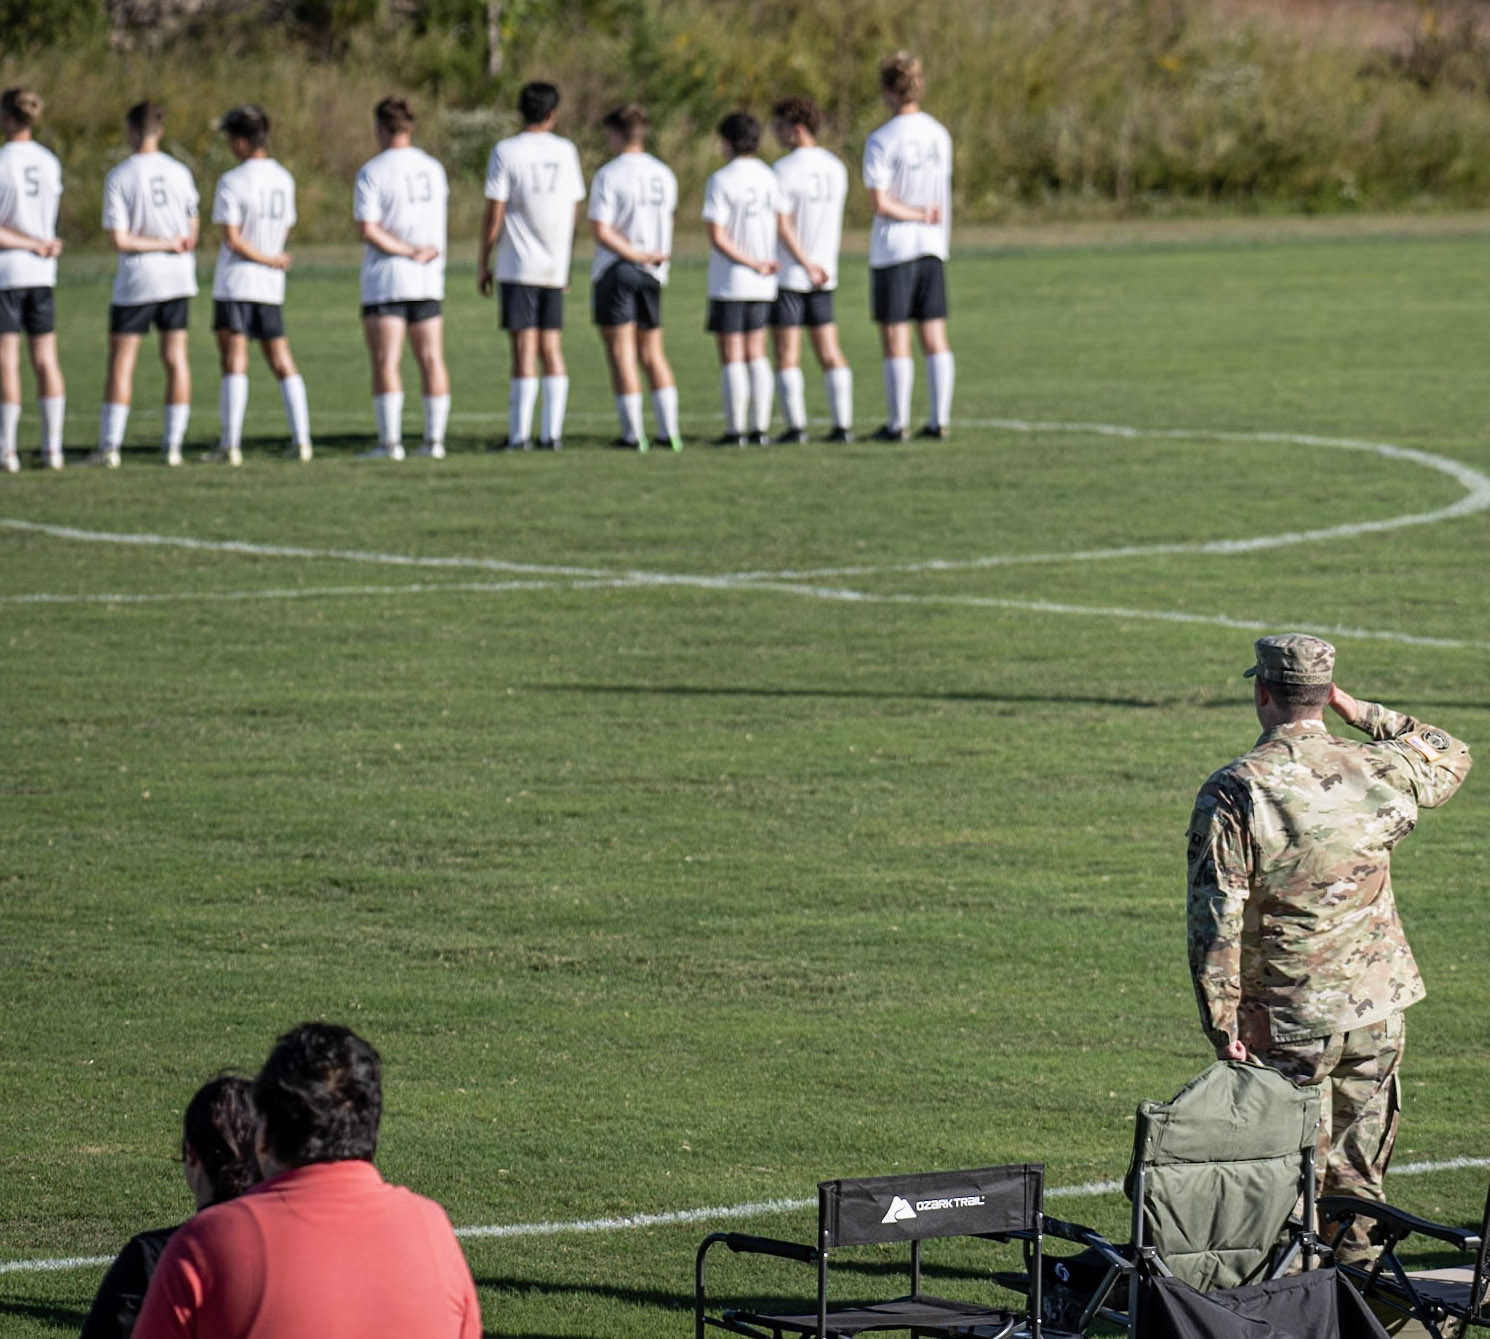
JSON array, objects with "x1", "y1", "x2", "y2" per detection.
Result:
[{"x1": 8, "y1": 0, "x2": 1490, "y2": 243}]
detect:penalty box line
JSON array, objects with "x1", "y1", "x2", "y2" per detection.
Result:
[{"x1": 6, "y1": 1155, "x2": 1489, "y2": 1276}]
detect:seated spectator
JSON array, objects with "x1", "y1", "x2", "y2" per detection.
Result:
[
  {"x1": 133, "y1": 1021, "x2": 482, "y2": 1339},
  {"x1": 81, "y1": 1075, "x2": 258, "y2": 1339}
]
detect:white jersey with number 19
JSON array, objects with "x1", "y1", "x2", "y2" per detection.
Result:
[
  {"x1": 588, "y1": 151, "x2": 676, "y2": 285},
  {"x1": 212, "y1": 157, "x2": 297, "y2": 305},
  {"x1": 102, "y1": 152, "x2": 200, "y2": 305},
  {"x1": 354, "y1": 145, "x2": 449, "y2": 304},
  {"x1": 0, "y1": 139, "x2": 63, "y2": 290}
]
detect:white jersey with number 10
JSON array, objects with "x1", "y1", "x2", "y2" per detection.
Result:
[
  {"x1": 212, "y1": 157, "x2": 297, "y2": 305},
  {"x1": 354, "y1": 145, "x2": 449, "y2": 304}
]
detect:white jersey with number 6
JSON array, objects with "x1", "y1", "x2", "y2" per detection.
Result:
[
  {"x1": 862, "y1": 110, "x2": 952, "y2": 268},
  {"x1": 0, "y1": 139, "x2": 63, "y2": 290},
  {"x1": 702, "y1": 156, "x2": 785, "y2": 302},
  {"x1": 212, "y1": 157, "x2": 297, "y2": 305},
  {"x1": 588, "y1": 151, "x2": 676, "y2": 286},
  {"x1": 773, "y1": 145, "x2": 848, "y2": 293},
  {"x1": 484, "y1": 131, "x2": 586, "y2": 289},
  {"x1": 354, "y1": 145, "x2": 449, "y2": 304},
  {"x1": 102, "y1": 152, "x2": 200, "y2": 305}
]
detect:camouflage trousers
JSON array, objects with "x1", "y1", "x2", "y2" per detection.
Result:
[{"x1": 1255, "y1": 1011, "x2": 1404, "y2": 1258}]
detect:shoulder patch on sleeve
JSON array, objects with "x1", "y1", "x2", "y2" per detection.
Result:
[{"x1": 1405, "y1": 733, "x2": 1443, "y2": 763}]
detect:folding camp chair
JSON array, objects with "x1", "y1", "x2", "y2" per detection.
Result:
[
  {"x1": 1000, "y1": 1061, "x2": 1323, "y2": 1334},
  {"x1": 1321, "y1": 1176, "x2": 1490, "y2": 1337},
  {"x1": 1137, "y1": 1266, "x2": 1391, "y2": 1339},
  {"x1": 695, "y1": 1163, "x2": 1045, "y2": 1339}
]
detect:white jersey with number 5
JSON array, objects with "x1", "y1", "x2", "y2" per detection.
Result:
[
  {"x1": 102, "y1": 152, "x2": 200, "y2": 305},
  {"x1": 862, "y1": 110, "x2": 952, "y2": 268},
  {"x1": 354, "y1": 146, "x2": 448, "y2": 304},
  {"x1": 773, "y1": 145, "x2": 847, "y2": 293},
  {"x1": 0, "y1": 139, "x2": 63, "y2": 290},
  {"x1": 484, "y1": 131, "x2": 586, "y2": 289},
  {"x1": 588, "y1": 151, "x2": 676, "y2": 285},
  {"x1": 212, "y1": 157, "x2": 297, "y2": 304},
  {"x1": 702, "y1": 156, "x2": 785, "y2": 302}
]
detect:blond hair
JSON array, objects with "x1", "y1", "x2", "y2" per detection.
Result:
[
  {"x1": 878, "y1": 51, "x2": 925, "y2": 105},
  {"x1": 0, "y1": 88, "x2": 43, "y2": 128}
]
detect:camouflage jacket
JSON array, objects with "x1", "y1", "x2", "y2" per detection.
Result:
[{"x1": 1186, "y1": 703, "x2": 1471, "y2": 1048}]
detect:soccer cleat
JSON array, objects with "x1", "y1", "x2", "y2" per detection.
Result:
[
  {"x1": 202, "y1": 444, "x2": 242, "y2": 466},
  {"x1": 870, "y1": 424, "x2": 910, "y2": 443},
  {"x1": 537, "y1": 438, "x2": 562, "y2": 451},
  {"x1": 164, "y1": 445, "x2": 183, "y2": 467},
  {"x1": 917, "y1": 423, "x2": 949, "y2": 440},
  {"x1": 358, "y1": 443, "x2": 405, "y2": 461},
  {"x1": 669, "y1": 436, "x2": 683, "y2": 452},
  {"x1": 826, "y1": 427, "x2": 854, "y2": 443},
  {"x1": 285, "y1": 442, "x2": 313, "y2": 462},
  {"x1": 84, "y1": 447, "x2": 122, "y2": 468},
  {"x1": 747, "y1": 430, "x2": 769, "y2": 446},
  {"x1": 712, "y1": 432, "x2": 746, "y2": 447},
  {"x1": 609, "y1": 437, "x2": 642, "y2": 451},
  {"x1": 44, "y1": 451, "x2": 64, "y2": 471},
  {"x1": 636, "y1": 435, "x2": 650, "y2": 454},
  {"x1": 417, "y1": 442, "x2": 446, "y2": 459},
  {"x1": 774, "y1": 427, "x2": 809, "y2": 445},
  {"x1": 495, "y1": 437, "x2": 531, "y2": 452},
  {"x1": 1, "y1": 451, "x2": 19, "y2": 474}
]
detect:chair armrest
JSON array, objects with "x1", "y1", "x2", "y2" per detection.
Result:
[
  {"x1": 1040, "y1": 1217, "x2": 1132, "y2": 1272},
  {"x1": 1318, "y1": 1196, "x2": 1481, "y2": 1252},
  {"x1": 718, "y1": 1232, "x2": 820, "y2": 1265}
]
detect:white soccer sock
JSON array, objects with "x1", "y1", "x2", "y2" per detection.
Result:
[
  {"x1": 777, "y1": 366, "x2": 807, "y2": 431},
  {"x1": 0, "y1": 402, "x2": 19, "y2": 458},
  {"x1": 616, "y1": 392, "x2": 644, "y2": 444},
  {"x1": 100, "y1": 402, "x2": 130, "y2": 451},
  {"x1": 720, "y1": 363, "x2": 749, "y2": 435},
  {"x1": 374, "y1": 391, "x2": 404, "y2": 448},
  {"x1": 39, "y1": 396, "x2": 65, "y2": 457},
  {"x1": 164, "y1": 403, "x2": 191, "y2": 452},
  {"x1": 219, "y1": 374, "x2": 249, "y2": 449},
  {"x1": 509, "y1": 377, "x2": 539, "y2": 444},
  {"x1": 883, "y1": 357, "x2": 914, "y2": 432},
  {"x1": 651, "y1": 385, "x2": 680, "y2": 441},
  {"x1": 540, "y1": 376, "x2": 569, "y2": 444},
  {"x1": 926, "y1": 351, "x2": 955, "y2": 430},
  {"x1": 747, "y1": 357, "x2": 774, "y2": 435},
  {"x1": 423, "y1": 393, "x2": 451, "y2": 448},
  {"x1": 824, "y1": 366, "x2": 853, "y2": 430},
  {"x1": 279, "y1": 375, "x2": 310, "y2": 447}
]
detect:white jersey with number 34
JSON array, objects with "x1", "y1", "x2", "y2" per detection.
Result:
[
  {"x1": 354, "y1": 146, "x2": 449, "y2": 304},
  {"x1": 862, "y1": 110, "x2": 952, "y2": 269},
  {"x1": 212, "y1": 157, "x2": 297, "y2": 305},
  {"x1": 0, "y1": 139, "x2": 63, "y2": 291},
  {"x1": 102, "y1": 152, "x2": 200, "y2": 305}
]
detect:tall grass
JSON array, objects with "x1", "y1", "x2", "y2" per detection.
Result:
[{"x1": 7, "y1": 0, "x2": 1490, "y2": 245}]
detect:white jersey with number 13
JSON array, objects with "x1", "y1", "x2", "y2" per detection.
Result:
[{"x1": 354, "y1": 145, "x2": 449, "y2": 304}]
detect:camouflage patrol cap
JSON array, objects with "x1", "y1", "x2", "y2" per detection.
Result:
[{"x1": 1243, "y1": 633, "x2": 1336, "y2": 685}]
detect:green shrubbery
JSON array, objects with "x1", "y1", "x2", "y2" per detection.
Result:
[{"x1": 6, "y1": 0, "x2": 1490, "y2": 244}]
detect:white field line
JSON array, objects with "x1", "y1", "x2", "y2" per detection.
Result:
[{"x1": 5, "y1": 1156, "x2": 1488, "y2": 1276}]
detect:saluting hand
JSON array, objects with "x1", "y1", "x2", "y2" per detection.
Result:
[{"x1": 1328, "y1": 683, "x2": 1361, "y2": 727}]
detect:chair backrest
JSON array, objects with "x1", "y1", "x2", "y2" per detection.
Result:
[
  {"x1": 1473, "y1": 1177, "x2": 1490, "y2": 1318},
  {"x1": 1129, "y1": 1062, "x2": 1320, "y2": 1292},
  {"x1": 819, "y1": 1163, "x2": 1043, "y2": 1248}
]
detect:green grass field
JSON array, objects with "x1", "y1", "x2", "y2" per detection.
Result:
[{"x1": 2, "y1": 226, "x2": 1488, "y2": 1337}]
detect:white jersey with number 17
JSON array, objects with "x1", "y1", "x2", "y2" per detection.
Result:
[
  {"x1": 354, "y1": 145, "x2": 449, "y2": 304},
  {"x1": 102, "y1": 152, "x2": 200, "y2": 305},
  {"x1": 484, "y1": 131, "x2": 586, "y2": 289},
  {"x1": 212, "y1": 157, "x2": 297, "y2": 304},
  {"x1": 0, "y1": 139, "x2": 63, "y2": 290}
]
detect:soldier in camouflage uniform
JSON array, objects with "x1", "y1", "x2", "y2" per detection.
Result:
[{"x1": 1187, "y1": 634, "x2": 1471, "y2": 1256}]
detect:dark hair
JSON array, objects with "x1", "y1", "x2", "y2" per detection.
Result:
[
  {"x1": 126, "y1": 100, "x2": 165, "y2": 138},
  {"x1": 772, "y1": 95, "x2": 822, "y2": 136},
  {"x1": 879, "y1": 50, "x2": 925, "y2": 104},
  {"x1": 374, "y1": 96, "x2": 415, "y2": 135},
  {"x1": 1258, "y1": 678, "x2": 1331, "y2": 710},
  {"x1": 182, "y1": 1075, "x2": 259, "y2": 1205},
  {"x1": 220, "y1": 104, "x2": 270, "y2": 149},
  {"x1": 519, "y1": 82, "x2": 560, "y2": 126},
  {"x1": 253, "y1": 1022, "x2": 382, "y2": 1168},
  {"x1": 601, "y1": 103, "x2": 648, "y2": 142},
  {"x1": 717, "y1": 111, "x2": 760, "y2": 155},
  {"x1": 1, "y1": 88, "x2": 43, "y2": 129}
]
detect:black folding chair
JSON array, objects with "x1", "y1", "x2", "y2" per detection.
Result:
[
  {"x1": 1322, "y1": 1177, "x2": 1490, "y2": 1337},
  {"x1": 695, "y1": 1163, "x2": 1045, "y2": 1339},
  {"x1": 1138, "y1": 1267, "x2": 1391, "y2": 1339}
]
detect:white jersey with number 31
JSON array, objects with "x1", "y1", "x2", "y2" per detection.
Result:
[
  {"x1": 212, "y1": 157, "x2": 297, "y2": 305},
  {"x1": 773, "y1": 145, "x2": 848, "y2": 293},
  {"x1": 354, "y1": 146, "x2": 449, "y2": 304},
  {"x1": 102, "y1": 152, "x2": 200, "y2": 305}
]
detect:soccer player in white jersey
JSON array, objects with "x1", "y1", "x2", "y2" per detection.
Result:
[
  {"x1": 588, "y1": 103, "x2": 680, "y2": 453},
  {"x1": 89, "y1": 101, "x2": 199, "y2": 468},
  {"x1": 770, "y1": 95, "x2": 852, "y2": 444},
  {"x1": 209, "y1": 105, "x2": 311, "y2": 466},
  {"x1": 478, "y1": 82, "x2": 586, "y2": 451},
  {"x1": 702, "y1": 111, "x2": 797, "y2": 446},
  {"x1": 353, "y1": 96, "x2": 450, "y2": 460},
  {"x1": 863, "y1": 52, "x2": 954, "y2": 442},
  {"x1": 0, "y1": 88, "x2": 65, "y2": 472}
]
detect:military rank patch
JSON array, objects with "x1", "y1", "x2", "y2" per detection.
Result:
[{"x1": 1405, "y1": 733, "x2": 1444, "y2": 762}]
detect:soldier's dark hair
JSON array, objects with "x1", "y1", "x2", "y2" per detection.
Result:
[
  {"x1": 519, "y1": 82, "x2": 561, "y2": 126},
  {"x1": 718, "y1": 111, "x2": 761, "y2": 156},
  {"x1": 602, "y1": 103, "x2": 649, "y2": 143},
  {"x1": 126, "y1": 101, "x2": 166, "y2": 138},
  {"x1": 253, "y1": 1021, "x2": 382, "y2": 1168},
  {"x1": 1, "y1": 88, "x2": 43, "y2": 129},
  {"x1": 221, "y1": 105, "x2": 270, "y2": 149},
  {"x1": 772, "y1": 95, "x2": 822, "y2": 136},
  {"x1": 182, "y1": 1075, "x2": 260, "y2": 1205},
  {"x1": 374, "y1": 96, "x2": 415, "y2": 135},
  {"x1": 1258, "y1": 678, "x2": 1330, "y2": 710}
]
